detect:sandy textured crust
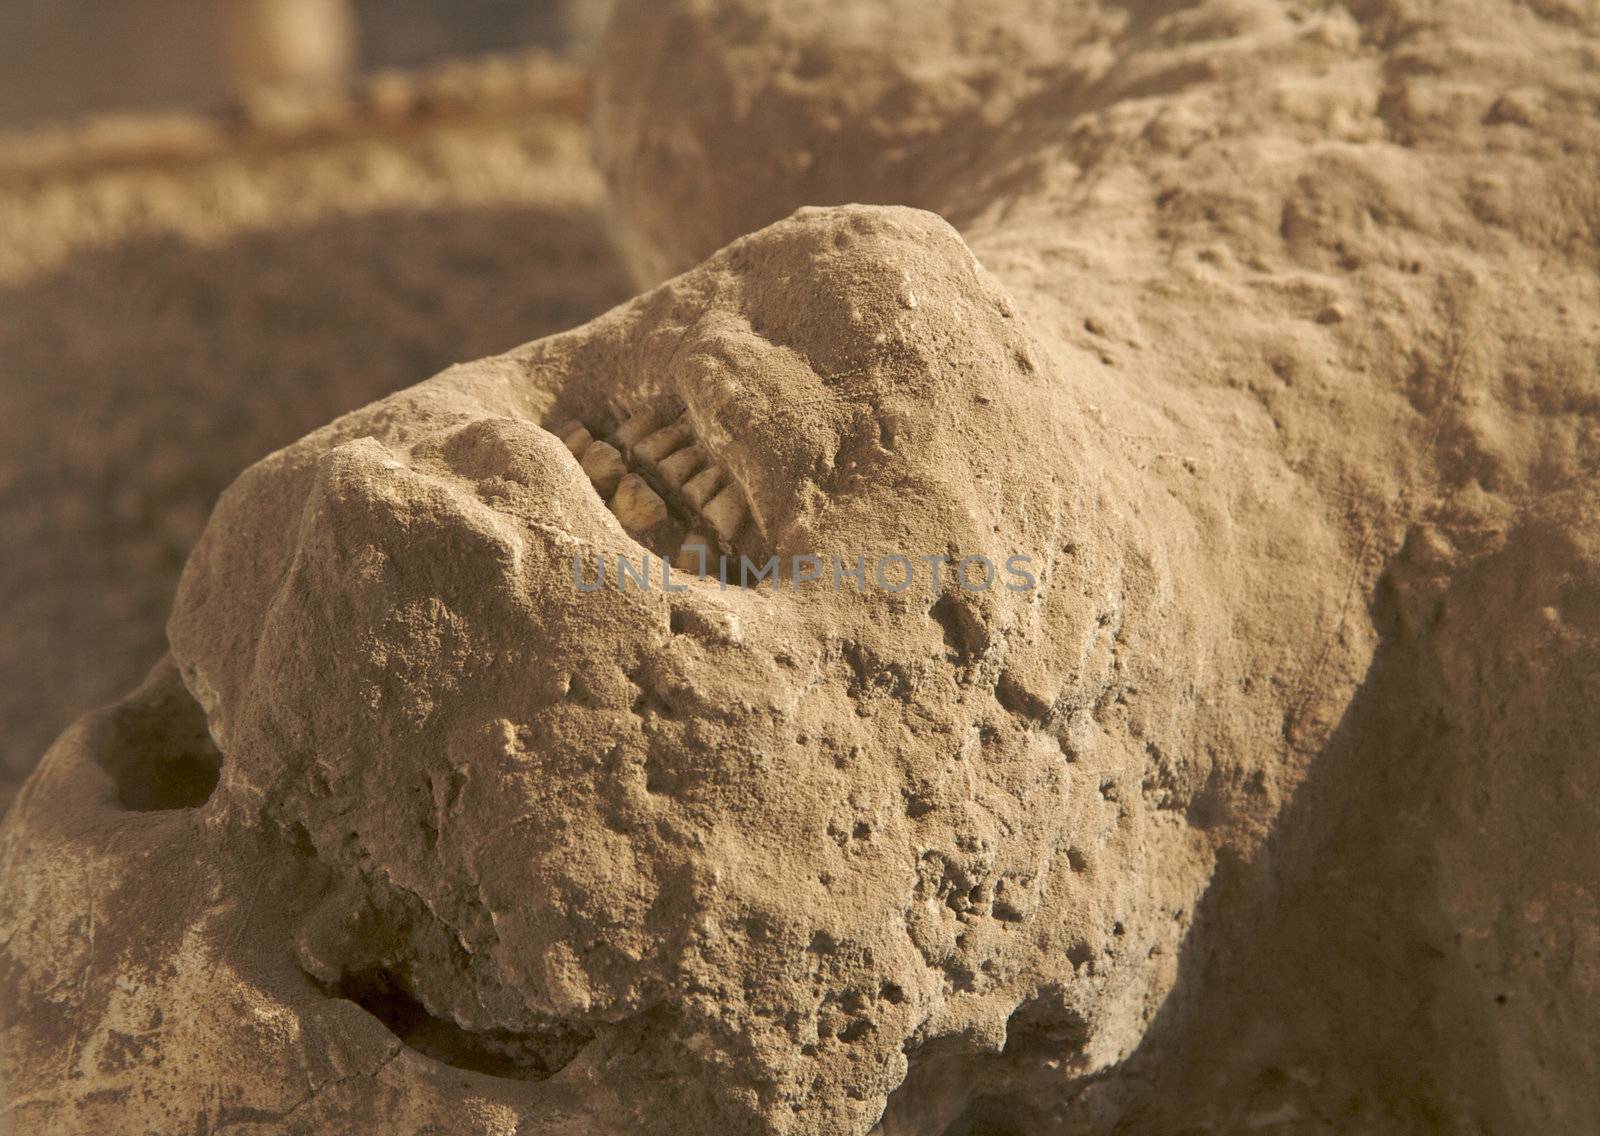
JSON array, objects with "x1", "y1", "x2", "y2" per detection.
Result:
[
  {"x1": 595, "y1": 0, "x2": 1600, "y2": 1129},
  {"x1": 3, "y1": 0, "x2": 1598, "y2": 1132},
  {"x1": 4, "y1": 199, "x2": 1353, "y2": 1134}
]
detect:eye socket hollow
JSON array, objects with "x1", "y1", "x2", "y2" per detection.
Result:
[{"x1": 96, "y1": 663, "x2": 222, "y2": 812}]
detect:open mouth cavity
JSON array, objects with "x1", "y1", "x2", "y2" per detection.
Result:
[{"x1": 552, "y1": 395, "x2": 752, "y2": 575}]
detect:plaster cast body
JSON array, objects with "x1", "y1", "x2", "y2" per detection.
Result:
[{"x1": 3, "y1": 0, "x2": 1597, "y2": 1132}]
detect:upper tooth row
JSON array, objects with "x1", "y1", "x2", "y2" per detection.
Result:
[{"x1": 556, "y1": 415, "x2": 748, "y2": 547}]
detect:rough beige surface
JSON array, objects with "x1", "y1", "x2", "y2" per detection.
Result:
[
  {"x1": 591, "y1": 0, "x2": 1600, "y2": 1129},
  {"x1": 4, "y1": 197, "x2": 1358, "y2": 1135},
  {"x1": 0, "y1": 55, "x2": 630, "y2": 809},
  {"x1": 3, "y1": 1, "x2": 1599, "y2": 1134}
]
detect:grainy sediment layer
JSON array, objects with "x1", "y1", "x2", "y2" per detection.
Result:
[{"x1": 2, "y1": 2, "x2": 1597, "y2": 1133}]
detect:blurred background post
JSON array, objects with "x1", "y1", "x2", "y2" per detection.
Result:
[{"x1": 224, "y1": 0, "x2": 357, "y2": 95}]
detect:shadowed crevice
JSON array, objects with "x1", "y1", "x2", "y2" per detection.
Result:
[
  {"x1": 330, "y1": 967, "x2": 593, "y2": 1082},
  {"x1": 95, "y1": 661, "x2": 222, "y2": 810}
]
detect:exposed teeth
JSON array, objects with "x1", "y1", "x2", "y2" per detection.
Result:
[
  {"x1": 559, "y1": 422, "x2": 593, "y2": 457},
  {"x1": 613, "y1": 409, "x2": 664, "y2": 448},
  {"x1": 682, "y1": 466, "x2": 726, "y2": 509},
  {"x1": 579, "y1": 441, "x2": 628, "y2": 498},
  {"x1": 554, "y1": 407, "x2": 749, "y2": 574},
  {"x1": 608, "y1": 474, "x2": 669, "y2": 537},
  {"x1": 702, "y1": 485, "x2": 748, "y2": 543},
  {"x1": 674, "y1": 532, "x2": 713, "y2": 573},
  {"x1": 657, "y1": 444, "x2": 708, "y2": 488},
  {"x1": 632, "y1": 416, "x2": 696, "y2": 463}
]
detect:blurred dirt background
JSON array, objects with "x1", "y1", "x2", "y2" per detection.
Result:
[
  {"x1": 0, "y1": 18, "x2": 631, "y2": 807},
  {"x1": 0, "y1": 0, "x2": 611, "y2": 129}
]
